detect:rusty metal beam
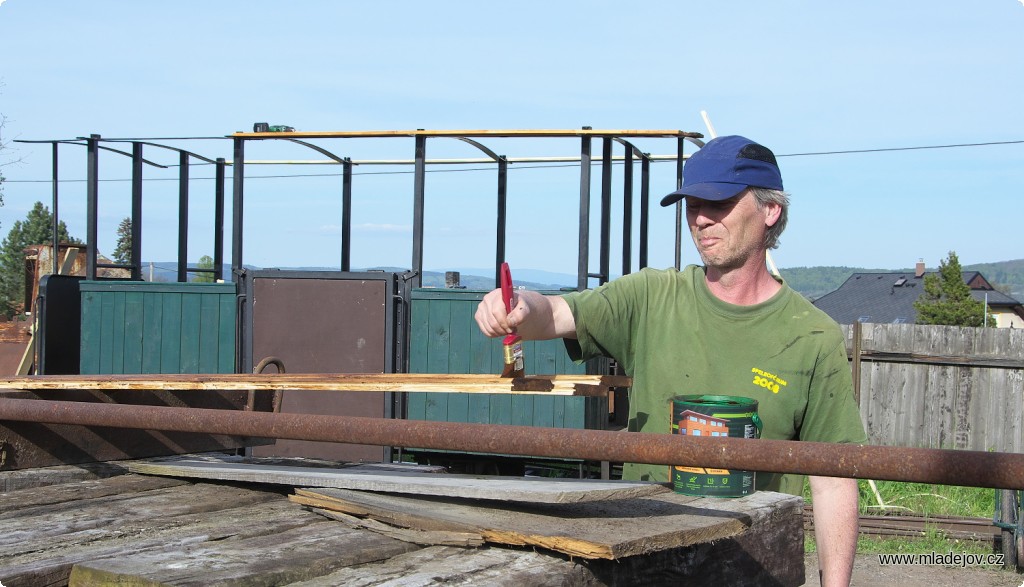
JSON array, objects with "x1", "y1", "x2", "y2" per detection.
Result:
[{"x1": 1, "y1": 397, "x2": 1023, "y2": 489}]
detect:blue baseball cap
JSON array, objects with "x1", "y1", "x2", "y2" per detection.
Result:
[{"x1": 660, "y1": 135, "x2": 783, "y2": 206}]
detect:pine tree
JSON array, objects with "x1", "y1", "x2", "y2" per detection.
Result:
[
  {"x1": 913, "y1": 251, "x2": 994, "y2": 327},
  {"x1": 113, "y1": 217, "x2": 132, "y2": 265},
  {"x1": 0, "y1": 202, "x2": 80, "y2": 316}
]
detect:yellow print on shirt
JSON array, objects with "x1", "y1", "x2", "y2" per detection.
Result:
[{"x1": 751, "y1": 367, "x2": 788, "y2": 394}]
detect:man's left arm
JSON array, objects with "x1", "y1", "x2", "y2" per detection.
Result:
[{"x1": 808, "y1": 474, "x2": 859, "y2": 587}]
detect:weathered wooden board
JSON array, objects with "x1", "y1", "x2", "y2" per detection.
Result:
[
  {"x1": 280, "y1": 545, "x2": 595, "y2": 587},
  {"x1": 290, "y1": 486, "x2": 803, "y2": 560},
  {"x1": 127, "y1": 457, "x2": 667, "y2": 503},
  {"x1": 0, "y1": 460, "x2": 131, "y2": 492},
  {"x1": 69, "y1": 521, "x2": 419, "y2": 587},
  {"x1": 0, "y1": 467, "x2": 803, "y2": 587},
  {"x1": 0, "y1": 373, "x2": 631, "y2": 396}
]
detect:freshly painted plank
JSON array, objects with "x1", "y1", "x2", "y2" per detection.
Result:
[{"x1": 0, "y1": 373, "x2": 629, "y2": 396}]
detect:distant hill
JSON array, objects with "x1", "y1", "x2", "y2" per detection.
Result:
[{"x1": 145, "y1": 259, "x2": 1024, "y2": 302}]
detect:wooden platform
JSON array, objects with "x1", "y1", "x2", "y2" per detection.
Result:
[{"x1": 0, "y1": 456, "x2": 806, "y2": 586}]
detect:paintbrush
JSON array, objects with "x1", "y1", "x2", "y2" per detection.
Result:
[{"x1": 499, "y1": 262, "x2": 525, "y2": 378}]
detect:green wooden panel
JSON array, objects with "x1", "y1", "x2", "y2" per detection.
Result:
[
  {"x1": 406, "y1": 295, "x2": 432, "y2": 420},
  {"x1": 217, "y1": 294, "x2": 236, "y2": 373},
  {"x1": 160, "y1": 293, "x2": 183, "y2": 373},
  {"x1": 178, "y1": 294, "x2": 202, "y2": 373},
  {"x1": 79, "y1": 290, "x2": 102, "y2": 374},
  {"x1": 198, "y1": 294, "x2": 220, "y2": 373},
  {"x1": 79, "y1": 282, "x2": 235, "y2": 375},
  {"x1": 425, "y1": 299, "x2": 452, "y2": 374},
  {"x1": 98, "y1": 292, "x2": 116, "y2": 374},
  {"x1": 407, "y1": 288, "x2": 600, "y2": 431},
  {"x1": 405, "y1": 392, "x2": 427, "y2": 420},
  {"x1": 141, "y1": 293, "x2": 163, "y2": 373},
  {"x1": 447, "y1": 300, "x2": 472, "y2": 374},
  {"x1": 511, "y1": 395, "x2": 534, "y2": 426},
  {"x1": 467, "y1": 394, "x2": 490, "y2": 424},
  {"x1": 122, "y1": 292, "x2": 145, "y2": 374},
  {"x1": 488, "y1": 393, "x2": 513, "y2": 425}
]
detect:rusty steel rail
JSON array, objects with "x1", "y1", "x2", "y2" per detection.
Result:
[{"x1": 2, "y1": 397, "x2": 1023, "y2": 489}]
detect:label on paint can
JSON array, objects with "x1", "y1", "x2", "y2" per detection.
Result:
[{"x1": 670, "y1": 394, "x2": 761, "y2": 498}]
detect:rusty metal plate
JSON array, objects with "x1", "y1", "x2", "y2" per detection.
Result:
[{"x1": 245, "y1": 272, "x2": 398, "y2": 463}]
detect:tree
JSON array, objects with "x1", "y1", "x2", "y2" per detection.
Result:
[
  {"x1": 913, "y1": 251, "x2": 995, "y2": 327},
  {"x1": 0, "y1": 202, "x2": 80, "y2": 316},
  {"x1": 193, "y1": 255, "x2": 216, "y2": 283},
  {"x1": 113, "y1": 217, "x2": 132, "y2": 265}
]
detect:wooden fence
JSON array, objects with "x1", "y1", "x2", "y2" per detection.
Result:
[{"x1": 842, "y1": 323, "x2": 1024, "y2": 454}]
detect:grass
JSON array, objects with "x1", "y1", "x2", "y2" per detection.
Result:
[{"x1": 803, "y1": 479, "x2": 1002, "y2": 555}]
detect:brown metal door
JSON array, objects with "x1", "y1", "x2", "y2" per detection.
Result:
[{"x1": 248, "y1": 272, "x2": 398, "y2": 462}]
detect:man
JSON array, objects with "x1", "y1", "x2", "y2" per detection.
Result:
[{"x1": 475, "y1": 135, "x2": 866, "y2": 586}]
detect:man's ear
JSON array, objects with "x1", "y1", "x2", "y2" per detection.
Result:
[{"x1": 764, "y1": 201, "x2": 782, "y2": 227}]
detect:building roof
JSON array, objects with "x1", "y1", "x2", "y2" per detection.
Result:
[{"x1": 811, "y1": 271, "x2": 1023, "y2": 325}]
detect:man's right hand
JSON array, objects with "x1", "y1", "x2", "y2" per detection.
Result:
[{"x1": 474, "y1": 289, "x2": 577, "y2": 341}]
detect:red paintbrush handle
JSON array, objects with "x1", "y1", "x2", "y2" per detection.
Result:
[{"x1": 500, "y1": 262, "x2": 513, "y2": 314}]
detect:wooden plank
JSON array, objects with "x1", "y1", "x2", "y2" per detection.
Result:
[
  {"x1": 0, "y1": 481, "x2": 280, "y2": 550},
  {"x1": 0, "y1": 373, "x2": 631, "y2": 396},
  {"x1": 0, "y1": 461, "x2": 133, "y2": 493},
  {"x1": 281, "y1": 544, "x2": 593, "y2": 587},
  {"x1": 291, "y1": 486, "x2": 802, "y2": 560},
  {"x1": 309, "y1": 506, "x2": 485, "y2": 547},
  {"x1": 68, "y1": 521, "x2": 420, "y2": 587},
  {"x1": 126, "y1": 458, "x2": 667, "y2": 503},
  {"x1": 5, "y1": 497, "x2": 374, "y2": 587},
  {"x1": 0, "y1": 473, "x2": 187, "y2": 514}
]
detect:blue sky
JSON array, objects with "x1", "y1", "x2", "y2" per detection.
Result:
[{"x1": 1, "y1": 1, "x2": 1022, "y2": 281}]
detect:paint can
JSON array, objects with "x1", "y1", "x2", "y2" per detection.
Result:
[{"x1": 671, "y1": 395, "x2": 761, "y2": 497}]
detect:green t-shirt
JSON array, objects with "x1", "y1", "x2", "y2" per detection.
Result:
[{"x1": 563, "y1": 265, "x2": 867, "y2": 495}]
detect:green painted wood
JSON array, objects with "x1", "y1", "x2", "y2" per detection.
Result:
[
  {"x1": 122, "y1": 292, "x2": 145, "y2": 374},
  {"x1": 467, "y1": 394, "x2": 490, "y2": 424},
  {"x1": 141, "y1": 293, "x2": 163, "y2": 373},
  {"x1": 99, "y1": 292, "x2": 116, "y2": 374},
  {"x1": 511, "y1": 395, "x2": 534, "y2": 426},
  {"x1": 198, "y1": 294, "x2": 220, "y2": 373},
  {"x1": 406, "y1": 293, "x2": 431, "y2": 421},
  {"x1": 179, "y1": 294, "x2": 202, "y2": 373},
  {"x1": 79, "y1": 290, "x2": 102, "y2": 374},
  {"x1": 160, "y1": 293, "x2": 183, "y2": 373},
  {"x1": 424, "y1": 299, "x2": 452, "y2": 421},
  {"x1": 407, "y1": 289, "x2": 603, "y2": 433},
  {"x1": 488, "y1": 393, "x2": 513, "y2": 425},
  {"x1": 78, "y1": 282, "x2": 235, "y2": 375},
  {"x1": 217, "y1": 294, "x2": 235, "y2": 373}
]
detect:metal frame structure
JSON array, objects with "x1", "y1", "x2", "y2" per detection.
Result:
[
  {"x1": 20, "y1": 128, "x2": 705, "y2": 290},
  {"x1": 16, "y1": 135, "x2": 227, "y2": 282},
  {"x1": 228, "y1": 128, "x2": 704, "y2": 290}
]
